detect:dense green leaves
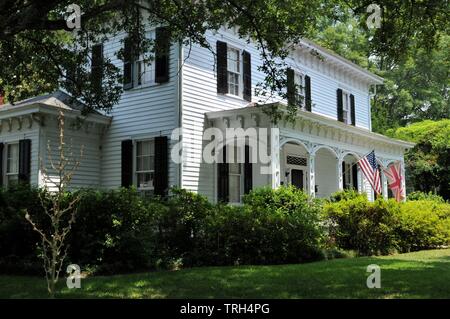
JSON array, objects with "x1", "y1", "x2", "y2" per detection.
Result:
[{"x1": 388, "y1": 119, "x2": 450, "y2": 199}]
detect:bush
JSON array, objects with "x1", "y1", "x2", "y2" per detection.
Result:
[
  {"x1": 395, "y1": 200, "x2": 450, "y2": 252},
  {"x1": 325, "y1": 190, "x2": 450, "y2": 255},
  {"x1": 0, "y1": 184, "x2": 47, "y2": 274},
  {"x1": 407, "y1": 191, "x2": 445, "y2": 202},
  {"x1": 324, "y1": 191, "x2": 400, "y2": 256},
  {"x1": 199, "y1": 187, "x2": 325, "y2": 265}
]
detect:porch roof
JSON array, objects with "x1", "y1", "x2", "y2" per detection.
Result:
[
  {"x1": 206, "y1": 104, "x2": 415, "y2": 150},
  {"x1": 0, "y1": 90, "x2": 111, "y2": 125}
]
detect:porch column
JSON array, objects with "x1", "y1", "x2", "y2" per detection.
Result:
[
  {"x1": 308, "y1": 154, "x2": 315, "y2": 198},
  {"x1": 382, "y1": 171, "x2": 388, "y2": 200},
  {"x1": 401, "y1": 160, "x2": 406, "y2": 201},
  {"x1": 337, "y1": 157, "x2": 343, "y2": 191},
  {"x1": 270, "y1": 128, "x2": 281, "y2": 189},
  {"x1": 357, "y1": 167, "x2": 363, "y2": 193}
]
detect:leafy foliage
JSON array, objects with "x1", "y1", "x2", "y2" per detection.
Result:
[{"x1": 388, "y1": 119, "x2": 450, "y2": 200}]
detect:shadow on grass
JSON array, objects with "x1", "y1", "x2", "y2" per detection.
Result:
[{"x1": 2, "y1": 251, "x2": 450, "y2": 299}]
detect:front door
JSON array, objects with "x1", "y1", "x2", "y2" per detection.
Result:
[{"x1": 291, "y1": 169, "x2": 304, "y2": 190}]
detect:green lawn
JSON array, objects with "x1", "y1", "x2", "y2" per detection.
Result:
[{"x1": 1, "y1": 249, "x2": 450, "y2": 299}]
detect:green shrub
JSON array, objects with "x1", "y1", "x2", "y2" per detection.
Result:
[
  {"x1": 407, "y1": 191, "x2": 445, "y2": 202},
  {"x1": 199, "y1": 186, "x2": 325, "y2": 265},
  {"x1": 395, "y1": 200, "x2": 450, "y2": 252},
  {"x1": 324, "y1": 192, "x2": 400, "y2": 256},
  {"x1": 0, "y1": 184, "x2": 47, "y2": 274}
]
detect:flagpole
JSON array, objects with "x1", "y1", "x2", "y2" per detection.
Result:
[{"x1": 341, "y1": 150, "x2": 374, "y2": 177}]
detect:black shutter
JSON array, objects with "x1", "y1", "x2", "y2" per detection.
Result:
[
  {"x1": 337, "y1": 89, "x2": 344, "y2": 122},
  {"x1": 123, "y1": 37, "x2": 134, "y2": 90},
  {"x1": 0, "y1": 143, "x2": 3, "y2": 187},
  {"x1": 154, "y1": 136, "x2": 168, "y2": 196},
  {"x1": 155, "y1": 27, "x2": 170, "y2": 84},
  {"x1": 305, "y1": 75, "x2": 312, "y2": 111},
  {"x1": 350, "y1": 94, "x2": 356, "y2": 126},
  {"x1": 342, "y1": 161, "x2": 347, "y2": 189},
  {"x1": 91, "y1": 43, "x2": 103, "y2": 92},
  {"x1": 216, "y1": 41, "x2": 228, "y2": 94},
  {"x1": 242, "y1": 51, "x2": 252, "y2": 101},
  {"x1": 352, "y1": 164, "x2": 358, "y2": 190},
  {"x1": 18, "y1": 139, "x2": 31, "y2": 183},
  {"x1": 287, "y1": 68, "x2": 295, "y2": 106},
  {"x1": 244, "y1": 145, "x2": 252, "y2": 194},
  {"x1": 121, "y1": 140, "x2": 133, "y2": 187},
  {"x1": 217, "y1": 146, "x2": 229, "y2": 202}
]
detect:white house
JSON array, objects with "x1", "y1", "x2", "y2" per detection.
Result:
[{"x1": 0, "y1": 26, "x2": 414, "y2": 202}]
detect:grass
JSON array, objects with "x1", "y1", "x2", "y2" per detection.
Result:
[{"x1": 1, "y1": 249, "x2": 450, "y2": 299}]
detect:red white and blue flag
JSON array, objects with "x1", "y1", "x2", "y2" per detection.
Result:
[
  {"x1": 358, "y1": 150, "x2": 382, "y2": 195},
  {"x1": 382, "y1": 161, "x2": 405, "y2": 202}
]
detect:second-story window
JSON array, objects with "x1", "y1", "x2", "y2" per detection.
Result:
[
  {"x1": 342, "y1": 91, "x2": 351, "y2": 124},
  {"x1": 295, "y1": 72, "x2": 305, "y2": 107},
  {"x1": 227, "y1": 47, "x2": 240, "y2": 96}
]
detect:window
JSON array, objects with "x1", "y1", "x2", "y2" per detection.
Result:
[
  {"x1": 228, "y1": 146, "x2": 243, "y2": 203},
  {"x1": 294, "y1": 72, "x2": 305, "y2": 107},
  {"x1": 6, "y1": 143, "x2": 19, "y2": 185},
  {"x1": 342, "y1": 91, "x2": 351, "y2": 124},
  {"x1": 227, "y1": 47, "x2": 240, "y2": 96},
  {"x1": 135, "y1": 140, "x2": 155, "y2": 192},
  {"x1": 134, "y1": 59, "x2": 154, "y2": 86}
]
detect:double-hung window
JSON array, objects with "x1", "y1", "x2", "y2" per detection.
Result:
[
  {"x1": 6, "y1": 143, "x2": 19, "y2": 185},
  {"x1": 227, "y1": 47, "x2": 240, "y2": 96},
  {"x1": 294, "y1": 72, "x2": 305, "y2": 108},
  {"x1": 135, "y1": 140, "x2": 155, "y2": 193},
  {"x1": 342, "y1": 91, "x2": 351, "y2": 124},
  {"x1": 228, "y1": 146, "x2": 243, "y2": 203},
  {"x1": 134, "y1": 58, "x2": 154, "y2": 86}
]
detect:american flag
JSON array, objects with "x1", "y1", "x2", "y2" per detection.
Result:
[
  {"x1": 358, "y1": 150, "x2": 382, "y2": 195},
  {"x1": 382, "y1": 161, "x2": 405, "y2": 202}
]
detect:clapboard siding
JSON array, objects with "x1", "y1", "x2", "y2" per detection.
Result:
[
  {"x1": 40, "y1": 117, "x2": 102, "y2": 190},
  {"x1": 99, "y1": 30, "x2": 179, "y2": 189},
  {"x1": 181, "y1": 28, "x2": 374, "y2": 200}
]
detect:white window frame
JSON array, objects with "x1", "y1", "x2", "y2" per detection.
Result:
[
  {"x1": 226, "y1": 46, "x2": 242, "y2": 97},
  {"x1": 342, "y1": 90, "x2": 352, "y2": 124},
  {"x1": 133, "y1": 57, "x2": 155, "y2": 87},
  {"x1": 134, "y1": 139, "x2": 155, "y2": 193},
  {"x1": 5, "y1": 142, "x2": 19, "y2": 186}
]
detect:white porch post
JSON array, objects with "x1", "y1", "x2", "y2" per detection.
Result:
[
  {"x1": 401, "y1": 160, "x2": 407, "y2": 201},
  {"x1": 337, "y1": 157, "x2": 343, "y2": 191},
  {"x1": 309, "y1": 154, "x2": 316, "y2": 198},
  {"x1": 271, "y1": 128, "x2": 281, "y2": 189},
  {"x1": 357, "y1": 167, "x2": 363, "y2": 193},
  {"x1": 382, "y1": 171, "x2": 388, "y2": 200}
]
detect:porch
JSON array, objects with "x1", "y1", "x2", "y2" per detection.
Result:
[{"x1": 205, "y1": 105, "x2": 414, "y2": 202}]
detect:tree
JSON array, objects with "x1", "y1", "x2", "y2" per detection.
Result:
[
  {"x1": 25, "y1": 111, "x2": 83, "y2": 298},
  {"x1": 309, "y1": 10, "x2": 449, "y2": 132},
  {"x1": 387, "y1": 119, "x2": 450, "y2": 200},
  {"x1": 0, "y1": 0, "x2": 448, "y2": 117}
]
